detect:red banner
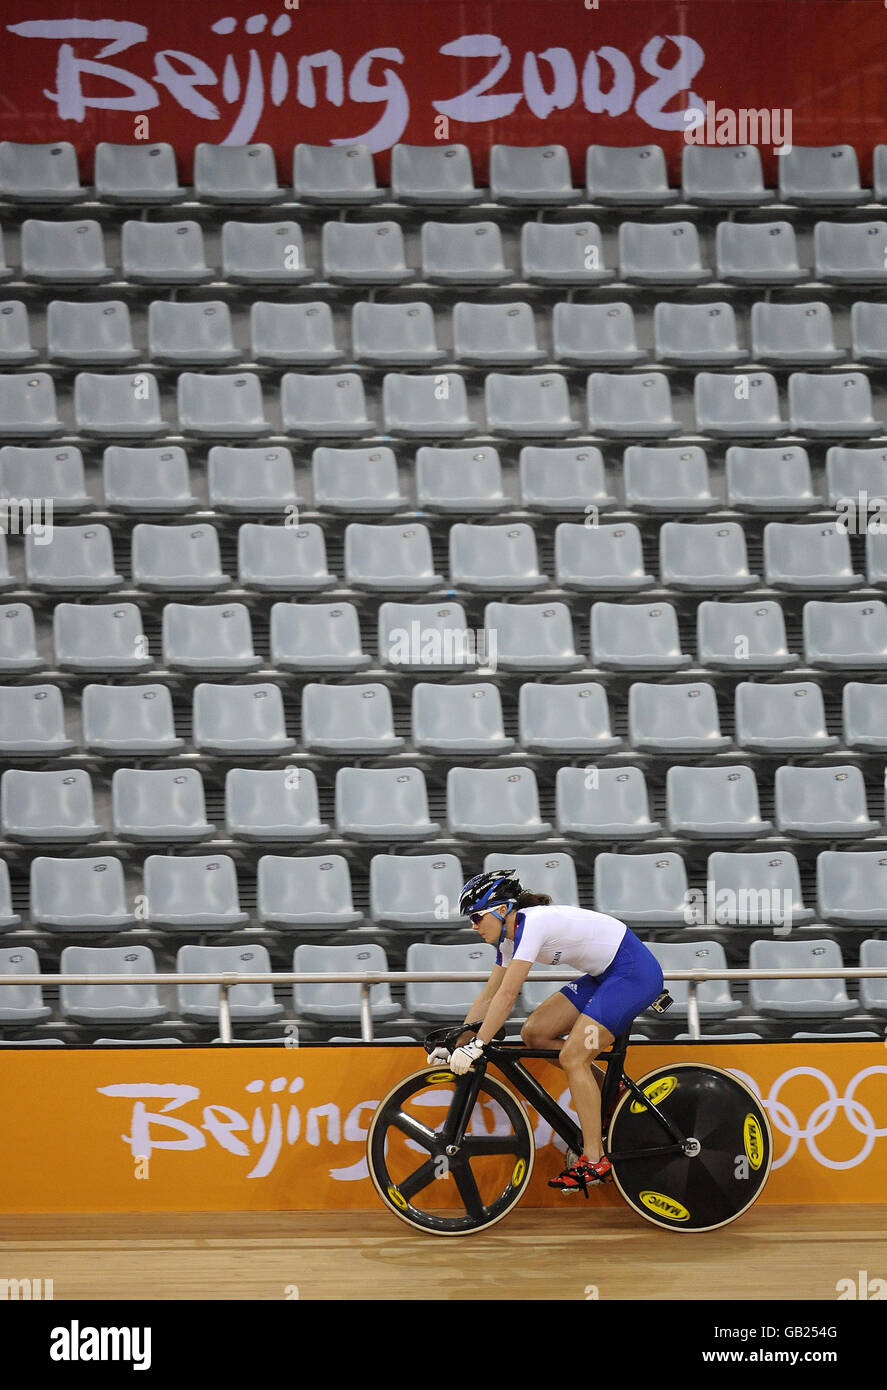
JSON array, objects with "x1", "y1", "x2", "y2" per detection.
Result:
[{"x1": 0, "y1": 0, "x2": 885, "y2": 180}]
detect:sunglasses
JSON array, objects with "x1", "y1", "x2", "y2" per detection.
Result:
[{"x1": 469, "y1": 912, "x2": 488, "y2": 925}]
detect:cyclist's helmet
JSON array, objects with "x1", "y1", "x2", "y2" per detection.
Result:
[{"x1": 459, "y1": 869, "x2": 522, "y2": 919}]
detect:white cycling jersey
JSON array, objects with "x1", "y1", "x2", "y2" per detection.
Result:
[{"x1": 496, "y1": 903, "x2": 627, "y2": 978}]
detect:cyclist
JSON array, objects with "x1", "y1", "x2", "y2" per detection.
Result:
[{"x1": 437, "y1": 869, "x2": 664, "y2": 1197}]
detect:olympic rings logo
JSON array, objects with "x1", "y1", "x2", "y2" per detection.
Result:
[{"x1": 727, "y1": 1066, "x2": 887, "y2": 1171}]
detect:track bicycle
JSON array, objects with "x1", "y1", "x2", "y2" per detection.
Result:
[{"x1": 366, "y1": 1022, "x2": 772, "y2": 1236}]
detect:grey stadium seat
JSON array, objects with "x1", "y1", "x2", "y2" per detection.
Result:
[
  {"x1": 660, "y1": 521, "x2": 757, "y2": 590},
  {"x1": 587, "y1": 372, "x2": 678, "y2": 437},
  {"x1": 647, "y1": 941, "x2": 741, "y2": 1020},
  {"x1": 484, "y1": 601, "x2": 583, "y2": 672},
  {"x1": 378, "y1": 600, "x2": 478, "y2": 672},
  {"x1": 775, "y1": 764, "x2": 879, "y2": 837},
  {"x1": 226, "y1": 767, "x2": 329, "y2": 842},
  {"x1": 252, "y1": 301, "x2": 342, "y2": 365},
  {"x1": 406, "y1": 943, "x2": 498, "y2": 1021},
  {"x1": 817, "y1": 851, "x2": 887, "y2": 925},
  {"x1": 178, "y1": 372, "x2": 270, "y2": 437},
  {"x1": 94, "y1": 142, "x2": 185, "y2": 202},
  {"x1": 281, "y1": 371, "x2": 373, "y2": 436},
  {"x1": 814, "y1": 221, "x2": 887, "y2": 283},
  {"x1": 353, "y1": 302, "x2": 444, "y2": 367},
  {"x1": 48, "y1": 300, "x2": 138, "y2": 365},
  {"x1": 177, "y1": 944, "x2": 282, "y2": 1023},
  {"x1": 103, "y1": 446, "x2": 198, "y2": 514},
  {"x1": 788, "y1": 371, "x2": 877, "y2": 436},
  {"x1": 843, "y1": 681, "x2": 887, "y2": 749},
  {"x1": 238, "y1": 524, "x2": 335, "y2": 592},
  {"x1": 370, "y1": 853, "x2": 465, "y2": 927},
  {"x1": 682, "y1": 145, "x2": 771, "y2": 204},
  {"x1": 382, "y1": 372, "x2": 474, "y2": 436},
  {"x1": 221, "y1": 221, "x2": 312, "y2": 283},
  {"x1": 554, "y1": 302, "x2": 645, "y2": 366},
  {"x1": 555, "y1": 521, "x2": 653, "y2": 591},
  {"x1": 26, "y1": 524, "x2": 122, "y2": 591},
  {"x1": 149, "y1": 301, "x2": 239, "y2": 365},
  {"x1": 619, "y1": 221, "x2": 710, "y2": 283},
  {"x1": 193, "y1": 142, "x2": 282, "y2": 202},
  {"x1": 453, "y1": 302, "x2": 544, "y2": 366},
  {"x1": 0, "y1": 860, "x2": 20, "y2": 927},
  {"x1": 726, "y1": 446, "x2": 818, "y2": 512},
  {"x1": 518, "y1": 681, "x2": 620, "y2": 754},
  {"x1": 0, "y1": 301, "x2": 37, "y2": 364},
  {"x1": 411, "y1": 681, "x2": 513, "y2": 754},
  {"x1": 293, "y1": 943, "x2": 399, "y2": 1023},
  {"x1": 314, "y1": 446, "x2": 406, "y2": 512},
  {"x1": 21, "y1": 219, "x2": 111, "y2": 282},
  {"x1": 74, "y1": 372, "x2": 167, "y2": 437},
  {"x1": 448, "y1": 765, "x2": 550, "y2": 840},
  {"x1": 519, "y1": 446, "x2": 615, "y2": 511},
  {"x1": 666, "y1": 765, "x2": 772, "y2": 837},
  {"x1": 0, "y1": 684, "x2": 73, "y2": 755},
  {"x1": 628, "y1": 681, "x2": 730, "y2": 752},
  {"x1": 258, "y1": 854, "x2": 361, "y2": 929},
  {"x1": 490, "y1": 144, "x2": 576, "y2": 203},
  {"x1": 143, "y1": 854, "x2": 247, "y2": 929},
  {"x1": 162, "y1": 602, "x2": 261, "y2": 673},
  {"x1": 0, "y1": 947, "x2": 50, "y2": 1023},
  {"x1": 0, "y1": 372, "x2": 62, "y2": 436},
  {"x1": 751, "y1": 302, "x2": 842, "y2": 365},
  {"x1": 586, "y1": 144, "x2": 675, "y2": 204},
  {"x1": 484, "y1": 851, "x2": 580, "y2": 908},
  {"x1": 82, "y1": 683, "x2": 184, "y2": 755},
  {"x1": 694, "y1": 372, "x2": 786, "y2": 436},
  {"x1": 416, "y1": 446, "x2": 507, "y2": 512},
  {"x1": 623, "y1": 445, "x2": 714, "y2": 511},
  {"x1": 804, "y1": 599, "x2": 887, "y2": 668},
  {"x1": 556, "y1": 765, "x2": 660, "y2": 839},
  {"x1": 520, "y1": 221, "x2": 613, "y2": 284},
  {"x1": 697, "y1": 599, "x2": 798, "y2": 670},
  {"x1": 302, "y1": 681, "x2": 402, "y2": 754},
  {"x1": 421, "y1": 221, "x2": 508, "y2": 284},
  {"x1": 653, "y1": 302, "x2": 742, "y2": 366},
  {"x1": 0, "y1": 141, "x2": 83, "y2": 201},
  {"x1": 30, "y1": 855, "x2": 133, "y2": 931},
  {"x1": 392, "y1": 144, "x2": 479, "y2": 203},
  {"x1": 735, "y1": 681, "x2": 838, "y2": 752},
  {"x1": 0, "y1": 605, "x2": 42, "y2": 674},
  {"x1": 748, "y1": 939, "x2": 855, "y2": 1019},
  {"x1": 293, "y1": 144, "x2": 379, "y2": 203},
  {"x1": 779, "y1": 145, "x2": 865, "y2": 204},
  {"x1": 193, "y1": 683, "x2": 295, "y2": 755},
  {"x1": 0, "y1": 535, "x2": 13, "y2": 589},
  {"x1": 54, "y1": 602, "x2": 151, "y2": 673},
  {"x1": 874, "y1": 145, "x2": 887, "y2": 202},
  {"x1": 337, "y1": 766, "x2": 438, "y2": 840},
  {"x1": 449, "y1": 522, "x2": 546, "y2": 591},
  {"x1": 131, "y1": 523, "x2": 228, "y2": 592},
  {"x1": 112, "y1": 768, "x2": 214, "y2": 843},
  {"x1": 208, "y1": 446, "x2": 300, "y2": 513},
  {"x1": 60, "y1": 946, "x2": 166, "y2": 1025},
  {"x1": 0, "y1": 230, "x2": 10, "y2": 282},
  {"x1": 485, "y1": 372, "x2": 577, "y2": 437},
  {"x1": 322, "y1": 221, "x2": 411, "y2": 284},
  {"x1": 591, "y1": 601, "x2": 691, "y2": 670},
  {"x1": 860, "y1": 939, "x2": 887, "y2": 1016},
  {"x1": 1, "y1": 768, "x2": 100, "y2": 842},
  {"x1": 594, "y1": 852, "x2": 689, "y2": 925},
  {"x1": 708, "y1": 850, "x2": 813, "y2": 926},
  {"x1": 716, "y1": 221, "x2": 805, "y2": 283},
  {"x1": 271, "y1": 601, "x2": 371, "y2": 672},
  {"x1": 764, "y1": 521, "x2": 863, "y2": 589},
  {"x1": 850, "y1": 302, "x2": 887, "y2": 363},
  {"x1": 121, "y1": 220, "x2": 211, "y2": 283},
  {"x1": 346, "y1": 522, "x2": 441, "y2": 590},
  {"x1": 0, "y1": 445, "x2": 89, "y2": 510}
]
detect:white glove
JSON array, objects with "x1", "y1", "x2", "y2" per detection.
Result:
[
  {"x1": 426, "y1": 1046, "x2": 451, "y2": 1066},
  {"x1": 449, "y1": 1038, "x2": 485, "y2": 1075}
]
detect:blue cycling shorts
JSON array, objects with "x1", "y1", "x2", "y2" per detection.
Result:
[{"x1": 558, "y1": 928, "x2": 664, "y2": 1037}]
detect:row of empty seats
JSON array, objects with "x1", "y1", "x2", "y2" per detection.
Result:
[
  {"x1": 1, "y1": 762, "x2": 887, "y2": 843},
  {"x1": 3, "y1": 141, "x2": 886, "y2": 206}
]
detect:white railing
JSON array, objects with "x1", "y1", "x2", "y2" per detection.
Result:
[{"x1": 2, "y1": 967, "x2": 887, "y2": 1042}]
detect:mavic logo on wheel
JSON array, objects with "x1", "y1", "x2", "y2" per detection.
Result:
[
  {"x1": 630, "y1": 1075, "x2": 677, "y2": 1114},
  {"x1": 426, "y1": 1071, "x2": 454, "y2": 1083},
  {"x1": 511, "y1": 1159, "x2": 526, "y2": 1186},
  {"x1": 639, "y1": 1190, "x2": 690, "y2": 1222},
  {"x1": 387, "y1": 1184, "x2": 408, "y2": 1210},
  {"x1": 744, "y1": 1114, "x2": 764, "y2": 1170}
]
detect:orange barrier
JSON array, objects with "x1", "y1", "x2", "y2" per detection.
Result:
[{"x1": 0, "y1": 1045, "x2": 883, "y2": 1212}]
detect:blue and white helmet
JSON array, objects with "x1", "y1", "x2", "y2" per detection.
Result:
[{"x1": 459, "y1": 869, "x2": 522, "y2": 918}]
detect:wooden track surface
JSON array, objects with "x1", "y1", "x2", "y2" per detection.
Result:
[{"x1": 1, "y1": 1206, "x2": 884, "y2": 1300}]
